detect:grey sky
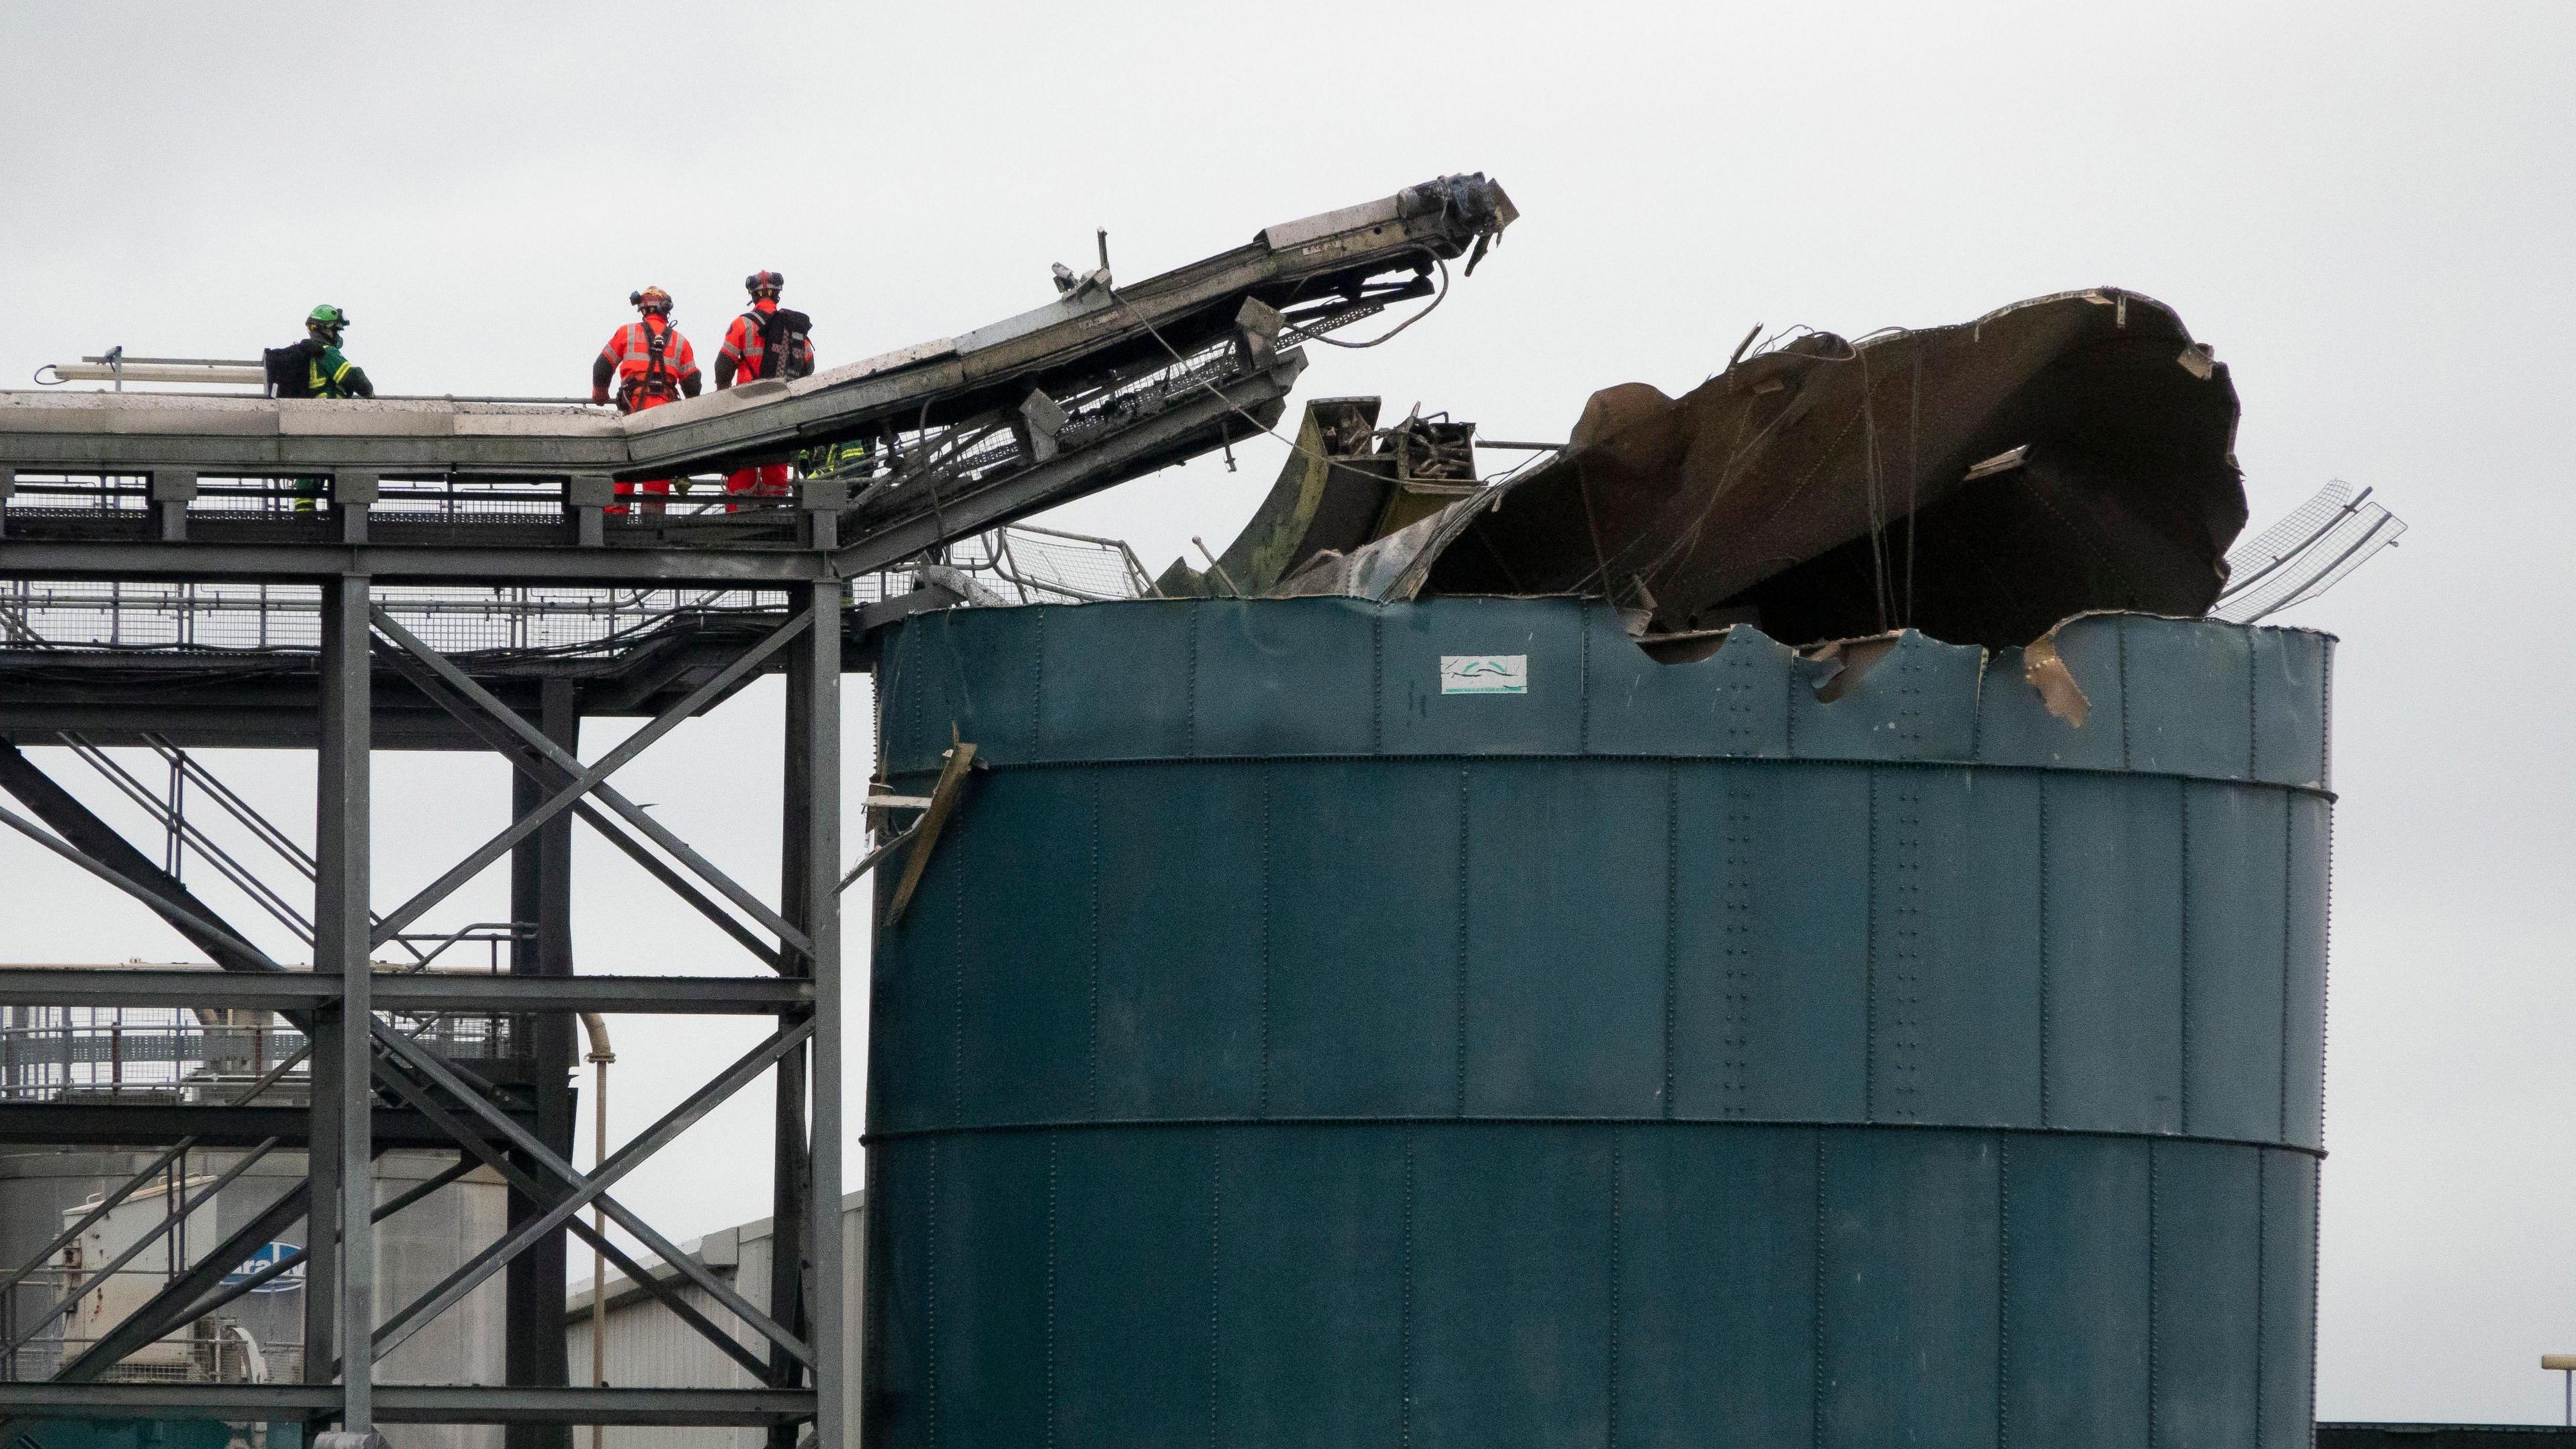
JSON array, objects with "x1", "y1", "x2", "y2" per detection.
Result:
[{"x1": 3, "y1": 0, "x2": 2571, "y2": 1424}]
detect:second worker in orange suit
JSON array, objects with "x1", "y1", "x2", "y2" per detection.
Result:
[
  {"x1": 590, "y1": 286, "x2": 702, "y2": 515},
  {"x1": 714, "y1": 270, "x2": 815, "y2": 508}
]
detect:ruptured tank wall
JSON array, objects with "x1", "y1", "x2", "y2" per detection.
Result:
[{"x1": 865, "y1": 596, "x2": 2332, "y2": 1449}]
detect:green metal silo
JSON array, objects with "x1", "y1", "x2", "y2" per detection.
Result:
[{"x1": 863, "y1": 596, "x2": 2329, "y2": 1448}]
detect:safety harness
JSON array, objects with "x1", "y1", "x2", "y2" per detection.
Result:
[{"x1": 622, "y1": 317, "x2": 682, "y2": 409}]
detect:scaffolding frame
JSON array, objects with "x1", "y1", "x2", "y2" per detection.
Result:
[{"x1": 0, "y1": 479, "x2": 857, "y2": 1448}]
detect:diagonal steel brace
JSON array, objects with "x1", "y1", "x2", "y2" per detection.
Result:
[
  {"x1": 51, "y1": 1137, "x2": 462, "y2": 1387},
  {"x1": 370, "y1": 606, "x2": 810, "y2": 955},
  {"x1": 0, "y1": 798, "x2": 285, "y2": 972},
  {"x1": 371, "y1": 1018, "x2": 812, "y2": 1361},
  {"x1": 7, "y1": 1138, "x2": 284, "y2": 1355},
  {"x1": 362, "y1": 1048, "x2": 777, "y2": 1382},
  {"x1": 372, "y1": 608, "x2": 812, "y2": 947},
  {"x1": 0, "y1": 1044, "x2": 309, "y2": 1309},
  {"x1": 371, "y1": 1021, "x2": 814, "y2": 1368},
  {"x1": 371, "y1": 633, "x2": 787, "y2": 970}
]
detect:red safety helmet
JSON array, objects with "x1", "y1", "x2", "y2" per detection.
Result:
[
  {"x1": 629, "y1": 286, "x2": 674, "y2": 315},
  {"x1": 745, "y1": 271, "x2": 784, "y2": 299}
]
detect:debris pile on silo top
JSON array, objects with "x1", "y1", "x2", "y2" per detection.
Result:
[{"x1": 1251, "y1": 288, "x2": 2250, "y2": 651}]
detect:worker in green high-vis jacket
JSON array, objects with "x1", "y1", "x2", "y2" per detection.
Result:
[
  {"x1": 267, "y1": 305, "x2": 374, "y2": 400},
  {"x1": 263, "y1": 305, "x2": 375, "y2": 512}
]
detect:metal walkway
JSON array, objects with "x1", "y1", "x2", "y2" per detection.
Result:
[{"x1": 0, "y1": 174, "x2": 1513, "y2": 1446}]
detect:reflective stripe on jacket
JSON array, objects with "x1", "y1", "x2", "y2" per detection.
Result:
[
  {"x1": 718, "y1": 302, "x2": 814, "y2": 384},
  {"x1": 597, "y1": 319, "x2": 700, "y2": 402}
]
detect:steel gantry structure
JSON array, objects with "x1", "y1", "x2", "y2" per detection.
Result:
[{"x1": 0, "y1": 175, "x2": 1514, "y2": 1446}]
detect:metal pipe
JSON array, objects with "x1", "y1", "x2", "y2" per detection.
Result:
[
  {"x1": 45, "y1": 362, "x2": 265, "y2": 387},
  {"x1": 582, "y1": 1012, "x2": 613, "y2": 1449}
]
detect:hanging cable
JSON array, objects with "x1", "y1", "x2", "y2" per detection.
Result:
[{"x1": 1296, "y1": 257, "x2": 1451, "y2": 350}]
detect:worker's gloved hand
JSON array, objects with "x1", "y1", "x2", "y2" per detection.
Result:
[{"x1": 590, "y1": 384, "x2": 610, "y2": 405}]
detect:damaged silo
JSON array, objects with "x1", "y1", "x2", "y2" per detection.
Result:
[
  {"x1": 862, "y1": 594, "x2": 2330, "y2": 1447},
  {"x1": 1178, "y1": 287, "x2": 2255, "y2": 651}
]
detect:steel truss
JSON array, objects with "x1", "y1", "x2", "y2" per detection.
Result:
[
  {"x1": 0, "y1": 172, "x2": 1521, "y2": 1448},
  {"x1": 0, "y1": 506, "x2": 853, "y2": 1446}
]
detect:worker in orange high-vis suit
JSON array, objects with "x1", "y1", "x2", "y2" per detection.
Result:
[
  {"x1": 590, "y1": 287, "x2": 702, "y2": 515},
  {"x1": 714, "y1": 271, "x2": 816, "y2": 508}
]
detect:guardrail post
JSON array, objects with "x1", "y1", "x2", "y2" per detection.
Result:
[
  {"x1": 149, "y1": 469, "x2": 197, "y2": 544},
  {"x1": 798, "y1": 477, "x2": 846, "y2": 552},
  {"x1": 0, "y1": 467, "x2": 14, "y2": 540},
  {"x1": 566, "y1": 476, "x2": 612, "y2": 548},
  {"x1": 334, "y1": 472, "x2": 378, "y2": 547}
]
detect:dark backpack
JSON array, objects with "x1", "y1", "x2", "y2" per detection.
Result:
[
  {"x1": 264, "y1": 341, "x2": 319, "y2": 398},
  {"x1": 755, "y1": 308, "x2": 812, "y2": 381}
]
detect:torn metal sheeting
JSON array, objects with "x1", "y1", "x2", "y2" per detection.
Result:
[
  {"x1": 1156, "y1": 398, "x2": 1478, "y2": 598},
  {"x1": 1267, "y1": 288, "x2": 2251, "y2": 651},
  {"x1": 873, "y1": 598, "x2": 2333, "y2": 793}
]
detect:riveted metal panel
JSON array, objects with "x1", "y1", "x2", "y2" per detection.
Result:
[
  {"x1": 2283, "y1": 793, "x2": 2332, "y2": 1150},
  {"x1": 871, "y1": 613, "x2": 953, "y2": 779},
  {"x1": 2251, "y1": 627, "x2": 2332, "y2": 790},
  {"x1": 2004, "y1": 1135, "x2": 2153, "y2": 1449},
  {"x1": 932, "y1": 1131, "x2": 1052, "y2": 1447},
  {"x1": 2124, "y1": 616, "x2": 2258, "y2": 779},
  {"x1": 2182, "y1": 782, "x2": 2292, "y2": 1142},
  {"x1": 1788, "y1": 631, "x2": 1984, "y2": 763},
  {"x1": 1034, "y1": 600, "x2": 1197, "y2": 760},
  {"x1": 862, "y1": 1136, "x2": 934, "y2": 1449},
  {"x1": 1190, "y1": 598, "x2": 1379, "y2": 758},
  {"x1": 919, "y1": 605, "x2": 1044, "y2": 769},
  {"x1": 1092, "y1": 765, "x2": 1265, "y2": 1119},
  {"x1": 1819, "y1": 1130, "x2": 2002, "y2": 1448},
  {"x1": 2260, "y1": 1152, "x2": 2322, "y2": 1448},
  {"x1": 1376, "y1": 597, "x2": 1586, "y2": 756},
  {"x1": 954, "y1": 768, "x2": 1093, "y2": 1126},
  {"x1": 2151, "y1": 1141, "x2": 2265, "y2": 1449},
  {"x1": 1867, "y1": 766, "x2": 2044, "y2": 1126},
  {"x1": 1978, "y1": 623, "x2": 2128, "y2": 773},
  {"x1": 1581, "y1": 608, "x2": 1796, "y2": 758},
  {"x1": 1613, "y1": 1125, "x2": 1817, "y2": 1448},
  {"x1": 1212, "y1": 1126, "x2": 1410, "y2": 1446},
  {"x1": 2041, "y1": 773, "x2": 2188, "y2": 1134},
  {"x1": 1669, "y1": 761, "x2": 1874, "y2": 1122},
  {"x1": 1260, "y1": 761, "x2": 1462, "y2": 1116},
  {"x1": 1462, "y1": 761, "x2": 1668, "y2": 1117},
  {"x1": 1405, "y1": 1126, "x2": 1615, "y2": 1449},
  {"x1": 866, "y1": 597, "x2": 2331, "y2": 1449},
  {"x1": 1046, "y1": 1129, "x2": 1216, "y2": 1447},
  {"x1": 869, "y1": 817, "x2": 959, "y2": 1136}
]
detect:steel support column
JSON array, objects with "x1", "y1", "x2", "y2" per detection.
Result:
[
  {"x1": 304, "y1": 1010, "x2": 343, "y2": 1396},
  {"x1": 507, "y1": 676, "x2": 578, "y2": 1449},
  {"x1": 318, "y1": 574, "x2": 375, "y2": 1433},
  {"x1": 792, "y1": 580, "x2": 846, "y2": 1448},
  {"x1": 768, "y1": 648, "x2": 816, "y2": 1448}
]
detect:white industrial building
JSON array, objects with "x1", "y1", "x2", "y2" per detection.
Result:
[{"x1": 565, "y1": 1191, "x2": 863, "y2": 1449}]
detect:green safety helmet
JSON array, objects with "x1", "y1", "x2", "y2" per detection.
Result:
[{"x1": 307, "y1": 304, "x2": 351, "y2": 331}]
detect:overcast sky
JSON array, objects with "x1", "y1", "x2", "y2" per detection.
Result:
[{"x1": 4, "y1": 0, "x2": 2573, "y2": 1424}]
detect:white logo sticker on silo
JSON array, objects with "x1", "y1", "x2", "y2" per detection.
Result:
[{"x1": 1440, "y1": 655, "x2": 1527, "y2": 694}]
